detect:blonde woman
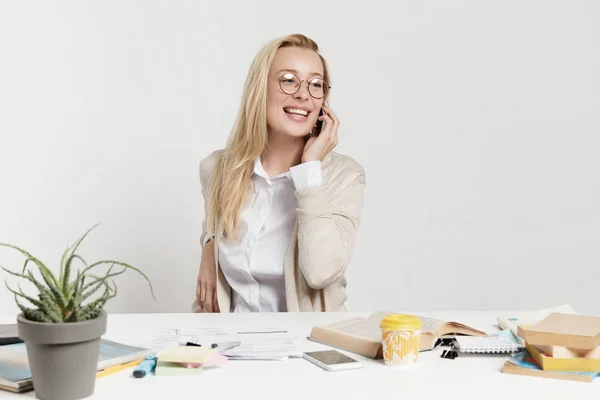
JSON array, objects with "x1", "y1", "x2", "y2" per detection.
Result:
[{"x1": 193, "y1": 33, "x2": 366, "y2": 313}]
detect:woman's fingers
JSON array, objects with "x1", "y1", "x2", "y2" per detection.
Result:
[
  {"x1": 198, "y1": 282, "x2": 206, "y2": 308},
  {"x1": 213, "y1": 289, "x2": 220, "y2": 313},
  {"x1": 324, "y1": 104, "x2": 339, "y2": 126},
  {"x1": 203, "y1": 282, "x2": 214, "y2": 312},
  {"x1": 323, "y1": 105, "x2": 339, "y2": 147},
  {"x1": 195, "y1": 276, "x2": 200, "y2": 300},
  {"x1": 301, "y1": 104, "x2": 338, "y2": 162},
  {"x1": 321, "y1": 113, "x2": 335, "y2": 147},
  {"x1": 319, "y1": 113, "x2": 334, "y2": 137}
]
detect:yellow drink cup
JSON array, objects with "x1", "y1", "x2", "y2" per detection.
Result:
[{"x1": 380, "y1": 314, "x2": 423, "y2": 366}]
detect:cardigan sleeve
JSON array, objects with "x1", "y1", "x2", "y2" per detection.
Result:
[{"x1": 294, "y1": 163, "x2": 366, "y2": 289}]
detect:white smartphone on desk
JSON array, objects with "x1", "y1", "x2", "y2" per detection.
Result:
[{"x1": 303, "y1": 350, "x2": 363, "y2": 371}]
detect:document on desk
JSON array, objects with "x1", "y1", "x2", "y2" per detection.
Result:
[
  {"x1": 108, "y1": 328, "x2": 180, "y2": 353},
  {"x1": 180, "y1": 327, "x2": 301, "y2": 360}
]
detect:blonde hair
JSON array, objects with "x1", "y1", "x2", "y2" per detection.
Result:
[{"x1": 206, "y1": 33, "x2": 331, "y2": 243}]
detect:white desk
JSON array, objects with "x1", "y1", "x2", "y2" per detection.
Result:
[{"x1": 0, "y1": 311, "x2": 598, "y2": 400}]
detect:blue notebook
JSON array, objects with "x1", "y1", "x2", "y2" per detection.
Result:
[{"x1": 503, "y1": 350, "x2": 600, "y2": 383}]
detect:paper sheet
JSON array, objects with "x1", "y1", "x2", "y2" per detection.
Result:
[
  {"x1": 110, "y1": 326, "x2": 301, "y2": 360},
  {"x1": 180, "y1": 327, "x2": 301, "y2": 360},
  {"x1": 110, "y1": 328, "x2": 180, "y2": 353}
]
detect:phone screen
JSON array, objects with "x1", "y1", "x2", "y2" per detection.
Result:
[{"x1": 304, "y1": 350, "x2": 359, "y2": 365}]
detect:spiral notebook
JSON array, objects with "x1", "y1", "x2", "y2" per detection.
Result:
[{"x1": 454, "y1": 336, "x2": 523, "y2": 353}]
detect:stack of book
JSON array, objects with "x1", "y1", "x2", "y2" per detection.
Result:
[
  {"x1": 502, "y1": 312, "x2": 600, "y2": 383},
  {"x1": 0, "y1": 339, "x2": 155, "y2": 393}
]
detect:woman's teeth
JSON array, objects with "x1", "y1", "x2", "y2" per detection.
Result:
[{"x1": 284, "y1": 108, "x2": 308, "y2": 116}]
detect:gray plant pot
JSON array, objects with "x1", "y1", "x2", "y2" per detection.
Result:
[{"x1": 17, "y1": 311, "x2": 107, "y2": 400}]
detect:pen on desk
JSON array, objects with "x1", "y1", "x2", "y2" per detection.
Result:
[
  {"x1": 214, "y1": 341, "x2": 242, "y2": 352},
  {"x1": 133, "y1": 356, "x2": 158, "y2": 378},
  {"x1": 97, "y1": 358, "x2": 145, "y2": 378},
  {"x1": 185, "y1": 341, "x2": 241, "y2": 351}
]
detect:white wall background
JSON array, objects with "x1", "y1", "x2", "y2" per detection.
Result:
[{"x1": 1, "y1": 1, "x2": 598, "y2": 317}]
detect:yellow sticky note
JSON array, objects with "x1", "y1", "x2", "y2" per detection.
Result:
[{"x1": 159, "y1": 346, "x2": 216, "y2": 364}]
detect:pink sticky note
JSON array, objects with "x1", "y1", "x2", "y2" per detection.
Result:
[
  {"x1": 177, "y1": 362, "x2": 202, "y2": 369},
  {"x1": 204, "y1": 353, "x2": 228, "y2": 367}
]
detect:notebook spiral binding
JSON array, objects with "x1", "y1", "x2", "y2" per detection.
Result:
[{"x1": 453, "y1": 336, "x2": 523, "y2": 354}]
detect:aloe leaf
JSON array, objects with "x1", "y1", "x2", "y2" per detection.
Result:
[
  {"x1": 80, "y1": 266, "x2": 128, "y2": 299},
  {"x1": 15, "y1": 296, "x2": 53, "y2": 323},
  {"x1": 59, "y1": 223, "x2": 100, "y2": 289},
  {"x1": 4, "y1": 281, "x2": 44, "y2": 310},
  {"x1": 63, "y1": 254, "x2": 87, "y2": 299},
  {"x1": 81, "y1": 260, "x2": 155, "y2": 300},
  {"x1": 0, "y1": 243, "x2": 59, "y2": 287}
]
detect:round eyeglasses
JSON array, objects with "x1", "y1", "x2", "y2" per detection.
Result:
[{"x1": 276, "y1": 73, "x2": 330, "y2": 99}]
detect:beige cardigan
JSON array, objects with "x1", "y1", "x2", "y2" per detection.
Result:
[{"x1": 191, "y1": 149, "x2": 366, "y2": 313}]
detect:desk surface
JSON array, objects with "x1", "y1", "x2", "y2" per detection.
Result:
[{"x1": 0, "y1": 311, "x2": 598, "y2": 400}]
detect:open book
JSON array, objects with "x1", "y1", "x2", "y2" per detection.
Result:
[{"x1": 308, "y1": 311, "x2": 487, "y2": 359}]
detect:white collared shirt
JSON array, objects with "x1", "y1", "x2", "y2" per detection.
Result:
[{"x1": 216, "y1": 159, "x2": 323, "y2": 312}]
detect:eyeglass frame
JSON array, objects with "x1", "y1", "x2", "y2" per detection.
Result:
[{"x1": 274, "y1": 72, "x2": 331, "y2": 99}]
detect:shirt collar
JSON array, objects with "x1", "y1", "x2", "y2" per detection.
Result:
[{"x1": 253, "y1": 157, "x2": 292, "y2": 184}]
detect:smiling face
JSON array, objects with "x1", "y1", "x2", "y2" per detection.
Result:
[{"x1": 266, "y1": 47, "x2": 325, "y2": 139}]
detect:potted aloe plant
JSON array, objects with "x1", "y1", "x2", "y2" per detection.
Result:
[{"x1": 0, "y1": 224, "x2": 155, "y2": 400}]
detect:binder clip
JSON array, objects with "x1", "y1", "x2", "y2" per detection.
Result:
[{"x1": 441, "y1": 343, "x2": 458, "y2": 359}]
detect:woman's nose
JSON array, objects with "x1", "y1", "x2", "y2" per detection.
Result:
[{"x1": 293, "y1": 81, "x2": 310, "y2": 100}]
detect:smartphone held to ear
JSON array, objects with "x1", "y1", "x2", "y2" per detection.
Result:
[
  {"x1": 303, "y1": 350, "x2": 363, "y2": 371},
  {"x1": 314, "y1": 108, "x2": 325, "y2": 135}
]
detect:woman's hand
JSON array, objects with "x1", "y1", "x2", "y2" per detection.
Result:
[
  {"x1": 302, "y1": 104, "x2": 339, "y2": 163},
  {"x1": 196, "y1": 240, "x2": 220, "y2": 313}
]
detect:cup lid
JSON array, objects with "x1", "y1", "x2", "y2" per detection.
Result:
[{"x1": 380, "y1": 314, "x2": 423, "y2": 330}]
